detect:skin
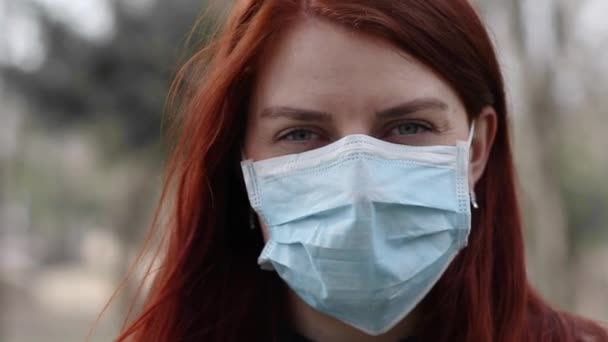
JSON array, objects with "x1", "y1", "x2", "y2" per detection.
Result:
[{"x1": 244, "y1": 17, "x2": 497, "y2": 342}]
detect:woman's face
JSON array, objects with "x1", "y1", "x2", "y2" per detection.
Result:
[{"x1": 244, "y1": 18, "x2": 495, "y2": 238}]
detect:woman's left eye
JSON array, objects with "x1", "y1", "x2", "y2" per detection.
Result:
[{"x1": 391, "y1": 122, "x2": 432, "y2": 136}]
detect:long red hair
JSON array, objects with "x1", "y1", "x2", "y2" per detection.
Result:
[{"x1": 113, "y1": 0, "x2": 608, "y2": 341}]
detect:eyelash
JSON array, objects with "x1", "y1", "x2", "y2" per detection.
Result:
[
  {"x1": 277, "y1": 127, "x2": 325, "y2": 142},
  {"x1": 388, "y1": 121, "x2": 433, "y2": 136}
]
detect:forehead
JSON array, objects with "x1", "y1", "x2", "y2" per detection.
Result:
[{"x1": 251, "y1": 17, "x2": 461, "y2": 113}]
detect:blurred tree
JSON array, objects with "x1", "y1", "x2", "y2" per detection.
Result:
[
  {"x1": 478, "y1": 0, "x2": 608, "y2": 313},
  {"x1": 4, "y1": 0, "x2": 216, "y2": 151},
  {"x1": 475, "y1": 0, "x2": 571, "y2": 307},
  {"x1": 2, "y1": 0, "x2": 224, "y2": 249},
  {"x1": 509, "y1": 0, "x2": 572, "y2": 308}
]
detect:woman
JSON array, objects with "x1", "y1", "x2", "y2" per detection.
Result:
[{"x1": 114, "y1": 0, "x2": 608, "y2": 341}]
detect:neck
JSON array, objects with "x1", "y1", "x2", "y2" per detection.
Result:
[{"x1": 287, "y1": 289, "x2": 419, "y2": 342}]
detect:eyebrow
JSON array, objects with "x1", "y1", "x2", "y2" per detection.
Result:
[
  {"x1": 376, "y1": 98, "x2": 449, "y2": 119},
  {"x1": 259, "y1": 98, "x2": 449, "y2": 122},
  {"x1": 260, "y1": 106, "x2": 332, "y2": 122}
]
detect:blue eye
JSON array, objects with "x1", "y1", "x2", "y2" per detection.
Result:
[
  {"x1": 282, "y1": 129, "x2": 320, "y2": 141},
  {"x1": 391, "y1": 122, "x2": 431, "y2": 136}
]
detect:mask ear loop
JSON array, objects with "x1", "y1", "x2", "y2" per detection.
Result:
[
  {"x1": 467, "y1": 120, "x2": 476, "y2": 145},
  {"x1": 468, "y1": 121, "x2": 479, "y2": 209}
]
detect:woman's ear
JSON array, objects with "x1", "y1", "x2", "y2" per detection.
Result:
[{"x1": 469, "y1": 106, "x2": 497, "y2": 188}]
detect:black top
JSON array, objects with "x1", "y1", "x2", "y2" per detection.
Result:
[{"x1": 283, "y1": 329, "x2": 417, "y2": 342}]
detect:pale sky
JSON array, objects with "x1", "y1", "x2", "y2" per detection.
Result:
[
  {"x1": 0, "y1": 0, "x2": 151, "y2": 71},
  {"x1": 576, "y1": 0, "x2": 608, "y2": 47},
  {"x1": 31, "y1": 0, "x2": 116, "y2": 42}
]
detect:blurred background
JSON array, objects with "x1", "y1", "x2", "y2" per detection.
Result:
[{"x1": 0, "y1": 0, "x2": 606, "y2": 341}]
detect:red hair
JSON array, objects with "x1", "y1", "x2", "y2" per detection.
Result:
[{"x1": 113, "y1": 0, "x2": 608, "y2": 341}]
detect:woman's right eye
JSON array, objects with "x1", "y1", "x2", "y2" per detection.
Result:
[{"x1": 280, "y1": 129, "x2": 320, "y2": 142}]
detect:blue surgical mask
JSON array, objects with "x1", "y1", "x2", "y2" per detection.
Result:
[{"x1": 241, "y1": 125, "x2": 475, "y2": 335}]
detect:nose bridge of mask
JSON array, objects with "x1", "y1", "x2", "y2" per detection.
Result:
[{"x1": 247, "y1": 136, "x2": 459, "y2": 179}]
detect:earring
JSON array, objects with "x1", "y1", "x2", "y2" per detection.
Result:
[
  {"x1": 470, "y1": 190, "x2": 479, "y2": 209},
  {"x1": 249, "y1": 209, "x2": 257, "y2": 230}
]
